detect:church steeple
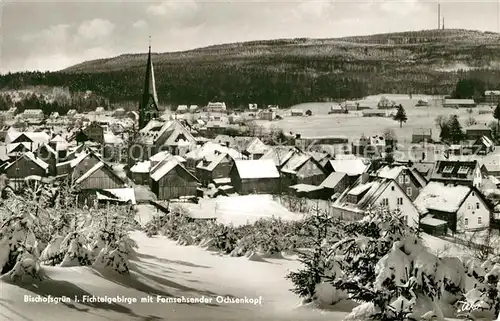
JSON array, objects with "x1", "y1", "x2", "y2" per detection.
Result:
[{"x1": 139, "y1": 37, "x2": 159, "y2": 130}]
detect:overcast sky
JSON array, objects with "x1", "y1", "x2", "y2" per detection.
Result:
[{"x1": 1, "y1": 0, "x2": 499, "y2": 73}]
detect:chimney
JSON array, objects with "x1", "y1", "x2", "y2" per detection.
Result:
[{"x1": 360, "y1": 172, "x2": 369, "y2": 184}]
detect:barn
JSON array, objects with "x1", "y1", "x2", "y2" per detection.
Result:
[
  {"x1": 150, "y1": 158, "x2": 200, "y2": 200},
  {"x1": 230, "y1": 159, "x2": 280, "y2": 195},
  {"x1": 74, "y1": 161, "x2": 126, "y2": 190}
]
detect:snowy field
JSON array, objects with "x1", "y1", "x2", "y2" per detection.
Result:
[
  {"x1": 0, "y1": 201, "x2": 492, "y2": 321},
  {"x1": 0, "y1": 224, "x2": 346, "y2": 321},
  {"x1": 256, "y1": 94, "x2": 496, "y2": 143},
  {"x1": 173, "y1": 195, "x2": 303, "y2": 226}
]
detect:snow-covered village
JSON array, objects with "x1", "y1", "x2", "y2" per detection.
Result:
[{"x1": 3, "y1": 2, "x2": 500, "y2": 321}]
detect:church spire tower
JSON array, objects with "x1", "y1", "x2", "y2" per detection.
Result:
[{"x1": 139, "y1": 36, "x2": 159, "y2": 130}]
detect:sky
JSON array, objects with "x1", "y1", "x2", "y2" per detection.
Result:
[{"x1": 1, "y1": 0, "x2": 499, "y2": 73}]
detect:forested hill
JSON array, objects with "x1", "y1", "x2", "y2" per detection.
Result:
[{"x1": 2, "y1": 29, "x2": 500, "y2": 108}]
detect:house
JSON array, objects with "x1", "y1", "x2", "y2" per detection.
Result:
[
  {"x1": 248, "y1": 104, "x2": 258, "y2": 111},
  {"x1": 481, "y1": 162, "x2": 500, "y2": 178},
  {"x1": 129, "y1": 160, "x2": 151, "y2": 185},
  {"x1": 189, "y1": 105, "x2": 198, "y2": 112},
  {"x1": 412, "y1": 128, "x2": 432, "y2": 143},
  {"x1": 230, "y1": 159, "x2": 280, "y2": 195},
  {"x1": 362, "y1": 110, "x2": 386, "y2": 117},
  {"x1": 414, "y1": 182, "x2": 491, "y2": 233},
  {"x1": 331, "y1": 174, "x2": 419, "y2": 227},
  {"x1": 207, "y1": 102, "x2": 227, "y2": 113},
  {"x1": 260, "y1": 146, "x2": 298, "y2": 169},
  {"x1": 290, "y1": 109, "x2": 304, "y2": 117},
  {"x1": 377, "y1": 97, "x2": 396, "y2": 109},
  {"x1": 258, "y1": 109, "x2": 275, "y2": 121},
  {"x1": 177, "y1": 105, "x2": 188, "y2": 113},
  {"x1": 462, "y1": 135, "x2": 495, "y2": 155},
  {"x1": 324, "y1": 158, "x2": 371, "y2": 184},
  {"x1": 4, "y1": 152, "x2": 49, "y2": 188},
  {"x1": 113, "y1": 108, "x2": 126, "y2": 118},
  {"x1": 280, "y1": 153, "x2": 326, "y2": 188},
  {"x1": 57, "y1": 149, "x2": 102, "y2": 178},
  {"x1": 319, "y1": 172, "x2": 350, "y2": 200},
  {"x1": 328, "y1": 104, "x2": 347, "y2": 114},
  {"x1": 373, "y1": 165, "x2": 425, "y2": 201},
  {"x1": 415, "y1": 99, "x2": 429, "y2": 107},
  {"x1": 295, "y1": 136, "x2": 349, "y2": 150},
  {"x1": 49, "y1": 112, "x2": 59, "y2": 119},
  {"x1": 405, "y1": 161, "x2": 435, "y2": 183},
  {"x1": 67, "y1": 109, "x2": 77, "y2": 117},
  {"x1": 72, "y1": 122, "x2": 105, "y2": 145},
  {"x1": 74, "y1": 161, "x2": 126, "y2": 190},
  {"x1": 429, "y1": 160, "x2": 481, "y2": 187},
  {"x1": 465, "y1": 123, "x2": 492, "y2": 140},
  {"x1": 5, "y1": 130, "x2": 50, "y2": 151},
  {"x1": 213, "y1": 135, "x2": 268, "y2": 160},
  {"x1": 19, "y1": 109, "x2": 44, "y2": 120},
  {"x1": 184, "y1": 142, "x2": 245, "y2": 172},
  {"x1": 135, "y1": 119, "x2": 196, "y2": 159},
  {"x1": 485, "y1": 90, "x2": 500, "y2": 104},
  {"x1": 288, "y1": 184, "x2": 325, "y2": 199},
  {"x1": 149, "y1": 158, "x2": 199, "y2": 200},
  {"x1": 443, "y1": 99, "x2": 477, "y2": 108},
  {"x1": 95, "y1": 107, "x2": 106, "y2": 115},
  {"x1": 195, "y1": 152, "x2": 233, "y2": 186}
]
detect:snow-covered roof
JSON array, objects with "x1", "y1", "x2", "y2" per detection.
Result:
[
  {"x1": 75, "y1": 162, "x2": 105, "y2": 184},
  {"x1": 348, "y1": 182, "x2": 374, "y2": 196},
  {"x1": 50, "y1": 134, "x2": 66, "y2": 143},
  {"x1": 6, "y1": 152, "x2": 49, "y2": 171},
  {"x1": 260, "y1": 146, "x2": 296, "y2": 167},
  {"x1": 420, "y1": 215, "x2": 447, "y2": 227},
  {"x1": 443, "y1": 99, "x2": 476, "y2": 105},
  {"x1": 104, "y1": 132, "x2": 123, "y2": 145},
  {"x1": 6, "y1": 130, "x2": 50, "y2": 145},
  {"x1": 466, "y1": 123, "x2": 490, "y2": 131},
  {"x1": 150, "y1": 158, "x2": 179, "y2": 181},
  {"x1": 130, "y1": 161, "x2": 151, "y2": 173},
  {"x1": 185, "y1": 142, "x2": 245, "y2": 161},
  {"x1": 6, "y1": 142, "x2": 31, "y2": 154},
  {"x1": 234, "y1": 159, "x2": 279, "y2": 179},
  {"x1": 196, "y1": 152, "x2": 229, "y2": 171},
  {"x1": 320, "y1": 172, "x2": 347, "y2": 189},
  {"x1": 414, "y1": 182, "x2": 470, "y2": 214},
  {"x1": 289, "y1": 184, "x2": 322, "y2": 192},
  {"x1": 328, "y1": 159, "x2": 369, "y2": 176},
  {"x1": 377, "y1": 166, "x2": 404, "y2": 179},
  {"x1": 96, "y1": 188, "x2": 136, "y2": 205},
  {"x1": 281, "y1": 154, "x2": 310, "y2": 174},
  {"x1": 485, "y1": 90, "x2": 500, "y2": 96}
]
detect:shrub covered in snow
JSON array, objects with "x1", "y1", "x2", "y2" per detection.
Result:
[
  {"x1": 287, "y1": 206, "x2": 500, "y2": 321},
  {"x1": 144, "y1": 207, "x2": 307, "y2": 257}
]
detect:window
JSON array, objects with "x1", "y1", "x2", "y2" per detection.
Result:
[
  {"x1": 467, "y1": 204, "x2": 471, "y2": 210},
  {"x1": 476, "y1": 203, "x2": 480, "y2": 209},
  {"x1": 465, "y1": 218, "x2": 469, "y2": 225},
  {"x1": 458, "y1": 166, "x2": 469, "y2": 175},
  {"x1": 405, "y1": 175, "x2": 410, "y2": 184},
  {"x1": 478, "y1": 217, "x2": 482, "y2": 224},
  {"x1": 442, "y1": 166, "x2": 454, "y2": 174},
  {"x1": 397, "y1": 197, "x2": 403, "y2": 205},
  {"x1": 391, "y1": 186, "x2": 395, "y2": 191},
  {"x1": 399, "y1": 176, "x2": 404, "y2": 184},
  {"x1": 381, "y1": 198, "x2": 389, "y2": 206},
  {"x1": 406, "y1": 187, "x2": 412, "y2": 197}
]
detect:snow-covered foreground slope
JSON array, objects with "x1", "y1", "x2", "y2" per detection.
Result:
[{"x1": 0, "y1": 230, "x2": 347, "y2": 321}]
